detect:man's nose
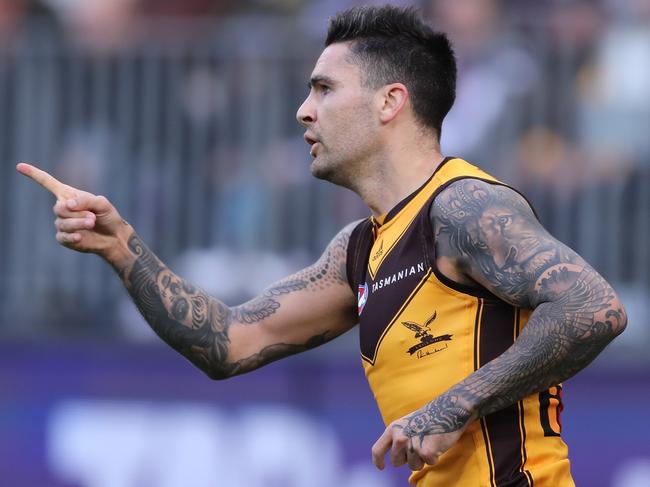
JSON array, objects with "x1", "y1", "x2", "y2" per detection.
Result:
[{"x1": 296, "y1": 96, "x2": 315, "y2": 127}]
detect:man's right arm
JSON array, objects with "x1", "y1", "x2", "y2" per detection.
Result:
[
  {"x1": 17, "y1": 163, "x2": 359, "y2": 379},
  {"x1": 110, "y1": 223, "x2": 358, "y2": 379}
]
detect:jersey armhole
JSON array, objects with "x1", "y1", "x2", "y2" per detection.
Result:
[{"x1": 345, "y1": 219, "x2": 372, "y2": 293}]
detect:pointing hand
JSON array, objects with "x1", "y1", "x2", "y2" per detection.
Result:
[{"x1": 16, "y1": 163, "x2": 130, "y2": 258}]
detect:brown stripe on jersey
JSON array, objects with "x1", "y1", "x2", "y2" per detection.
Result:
[
  {"x1": 514, "y1": 308, "x2": 534, "y2": 486},
  {"x1": 473, "y1": 298, "x2": 484, "y2": 371},
  {"x1": 480, "y1": 417, "x2": 497, "y2": 487},
  {"x1": 525, "y1": 471, "x2": 535, "y2": 486},
  {"x1": 478, "y1": 301, "x2": 529, "y2": 487},
  {"x1": 517, "y1": 400, "x2": 534, "y2": 486}
]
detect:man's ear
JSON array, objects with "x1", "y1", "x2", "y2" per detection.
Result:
[{"x1": 377, "y1": 83, "x2": 409, "y2": 124}]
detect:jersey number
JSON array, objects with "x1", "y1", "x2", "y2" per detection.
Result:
[{"x1": 539, "y1": 385, "x2": 563, "y2": 437}]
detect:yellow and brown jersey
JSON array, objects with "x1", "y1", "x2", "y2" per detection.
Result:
[{"x1": 346, "y1": 157, "x2": 575, "y2": 487}]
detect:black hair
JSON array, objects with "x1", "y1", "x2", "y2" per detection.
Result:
[{"x1": 326, "y1": 5, "x2": 456, "y2": 139}]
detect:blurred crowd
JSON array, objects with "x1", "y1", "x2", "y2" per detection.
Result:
[
  {"x1": 3, "y1": 0, "x2": 648, "y2": 189},
  {"x1": 0, "y1": 0, "x2": 648, "y2": 344}
]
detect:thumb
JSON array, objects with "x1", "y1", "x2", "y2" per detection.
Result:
[{"x1": 66, "y1": 193, "x2": 111, "y2": 215}]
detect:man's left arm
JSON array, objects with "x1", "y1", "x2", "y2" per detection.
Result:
[{"x1": 372, "y1": 178, "x2": 627, "y2": 471}]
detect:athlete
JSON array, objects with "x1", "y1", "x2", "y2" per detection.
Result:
[{"x1": 18, "y1": 6, "x2": 626, "y2": 486}]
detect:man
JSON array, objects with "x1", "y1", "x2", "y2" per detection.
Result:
[{"x1": 18, "y1": 5, "x2": 626, "y2": 486}]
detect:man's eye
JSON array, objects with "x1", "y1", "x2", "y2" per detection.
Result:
[{"x1": 498, "y1": 216, "x2": 511, "y2": 226}]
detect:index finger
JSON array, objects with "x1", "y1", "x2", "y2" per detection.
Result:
[{"x1": 16, "y1": 163, "x2": 73, "y2": 199}]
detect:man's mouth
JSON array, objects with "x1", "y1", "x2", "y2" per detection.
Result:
[
  {"x1": 303, "y1": 133, "x2": 318, "y2": 146},
  {"x1": 310, "y1": 142, "x2": 322, "y2": 158},
  {"x1": 304, "y1": 133, "x2": 320, "y2": 158}
]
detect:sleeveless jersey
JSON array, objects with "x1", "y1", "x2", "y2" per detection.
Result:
[{"x1": 346, "y1": 157, "x2": 575, "y2": 487}]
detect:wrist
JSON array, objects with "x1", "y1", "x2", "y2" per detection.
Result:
[
  {"x1": 101, "y1": 220, "x2": 135, "y2": 272},
  {"x1": 442, "y1": 387, "x2": 480, "y2": 424}
]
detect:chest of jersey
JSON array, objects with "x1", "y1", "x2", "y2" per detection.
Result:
[{"x1": 358, "y1": 207, "x2": 480, "y2": 423}]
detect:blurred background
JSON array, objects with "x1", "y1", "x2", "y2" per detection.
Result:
[{"x1": 0, "y1": 0, "x2": 649, "y2": 485}]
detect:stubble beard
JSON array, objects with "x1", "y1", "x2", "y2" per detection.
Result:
[
  {"x1": 310, "y1": 145, "x2": 367, "y2": 193},
  {"x1": 311, "y1": 151, "x2": 345, "y2": 185},
  {"x1": 310, "y1": 133, "x2": 377, "y2": 194}
]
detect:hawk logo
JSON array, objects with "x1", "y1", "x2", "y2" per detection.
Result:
[
  {"x1": 357, "y1": 282, "x2": 368, "y2": 315},
  {"x1": 402, "y1": 311, "x2": 453, "y2": 358},
  {"x1": 371, "y1": 239, "x2": 384, "y2": 262}
]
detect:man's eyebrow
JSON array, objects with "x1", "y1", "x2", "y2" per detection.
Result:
[{"x1": 308, "y1": 75, "x2": 336, "y2": 88}]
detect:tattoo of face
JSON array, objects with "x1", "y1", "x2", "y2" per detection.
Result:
[
  {"x1": 231, "y1": 223, "x2": 352, "y2": 323},
  {"x1": 428, "y1": 179, "x2": 626, "y2": 424},
  {"x1": 433, "y1": 180, "x2": 565, "y2": 307},
  {"x1": 118, "y1": 224, "x2": 353, "y2": 379},
  {"x1": 124, "y1": 234, "x2": 232, "y2": 376}
]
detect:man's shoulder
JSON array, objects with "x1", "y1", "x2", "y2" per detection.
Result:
[
  {"x1": 330, "y1": 218, "x2": 368, "y2": 252},
  {"x1": 323, "y1": 218, "x2": 368, "y2": 264},
  {"x1": 341, "y1": 218, "x2": 368, "y2": 235},
  {"x1": 430, "y1": 177, "x2": 536, "y2": 223}
]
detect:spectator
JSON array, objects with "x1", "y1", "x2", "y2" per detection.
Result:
[{"x1": 426, "y1": 0, "x2": 540, "y2": 173}]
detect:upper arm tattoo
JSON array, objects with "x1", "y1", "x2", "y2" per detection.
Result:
[
  {"x1": 433, "y1": 179, "x2": 575, "y2": 307},
  {"x1": 232, "y1": 220, "x2": 354, "y2": 322},
  {"x1": 408, "y1": 179, "x2": 629, "y2": 428},
  {"x1": 116, "y1": 223, "x2": 356, "y2": 379}
]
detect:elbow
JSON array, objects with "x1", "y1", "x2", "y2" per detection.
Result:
[
  {"x1": 205, "y1": 370, "x2": 228, "y2": 381},
  {"x1": 204, "y1": 366, "x2": 233, "y2": 381},
  {"x1": 183, "y1": 354, "x2": 233, "y2": 380},
  {"x1": 203, "y1": 356, "x2": 249, "y2": 380},
  {"x1": 607, "y1": 298, "x2": 627, "y2": 338}
]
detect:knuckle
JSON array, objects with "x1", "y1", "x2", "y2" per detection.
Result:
[
  {"x1": 421, "y1": 455, "x2": 434, "y2": 465},
  {"x1": 394, "y1": 436, "x2": 407, "y2": 448},
  {"x1": 422, "y1": 450, "x2": 439, "y2": 465}
]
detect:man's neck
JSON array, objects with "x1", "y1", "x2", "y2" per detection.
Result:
[{"x1": 358, "y1": 148, "x2": 446, "y2": 217}]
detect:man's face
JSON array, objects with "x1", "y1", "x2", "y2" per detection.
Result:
[{"x1": 296, "y1": 42, "x2": 380, "y2": 187}]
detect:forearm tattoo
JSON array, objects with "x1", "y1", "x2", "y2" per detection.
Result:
[
  {"x1": 403, "y1": 179, "x2": 627, "y2": 437},
  {"x1": 114, "y1": 225, "x2": 353, "y2": 379}
]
